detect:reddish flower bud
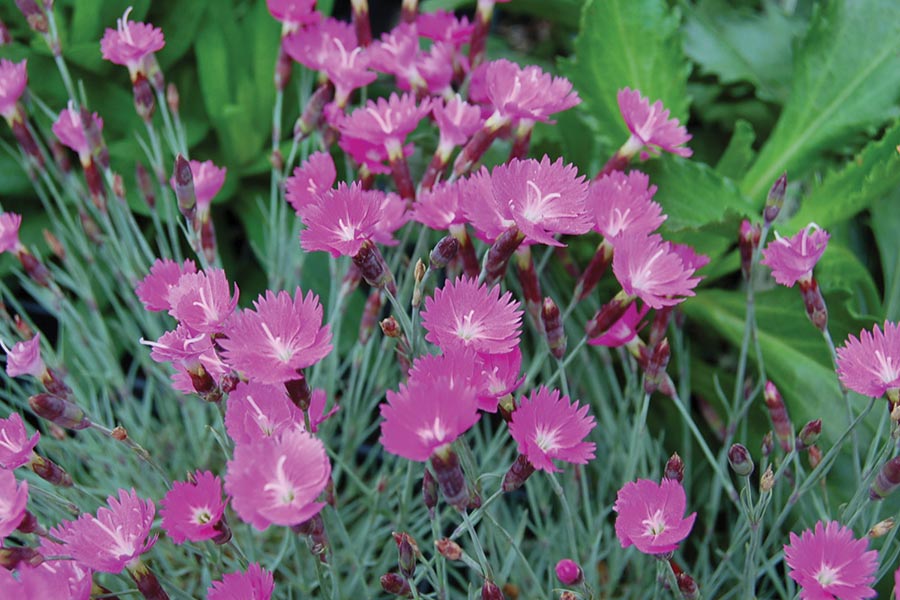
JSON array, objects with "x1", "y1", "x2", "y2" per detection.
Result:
[
  {"x1": 430, "y1": 449, "x2": 469, "y2": 511},
  {"x1": 541, "y1": 297, "x2": 566, "y2": 359},
  {"x1": 482, "y1": 580, "x2": 505, "y2": 600},
  {"x1": 381, "y1": 573, "x2": 411, "y2": 596},
  {"x1": 436, "y1": 538, "x2": 462, "y2": 561},
  {"x1": 870, "y1": 456, "x2": 900, "y2": 500},
  {"x1": 761, "y1": 431, "x2": 774, "y2": 457},
  {"x1": 132, "y1": 73, "x2": 155, "y2": 122},
  {"x1": 727, "y1": 443, "x2": 754, "y2": 477},
  {"x1": 422, "y1": 469, "x2": 438, "y2": 515},
  {"x1": 380, "y1": 317, "x2": 402, "y2": 339},
  {"x1": 393, "y1": 532, "x2": 418, "y2": 579},
  {"x1": 798, "y1": 277, "x2": 828, "y2": 332},
  {"x1": 166, "y1": 83, "x2": 180, "y2": 115},
  {"x1": 796, "y1": 419, "x2": 821, "y2": 451},
  {"x1": 173, "y1": 154, "x2": 196, "y2": 220},
  {"x1": 285, "y1": 376, "x2": 312, "y2": 411},
  {"x1": 764, "y1": 381, "x2": 793, "y2": 452},
  {"x1": 15, "y1": 0, "x2": 47, "y2": 33},
  {"x1": 29, "y1": 393, "x2": 90, "y2": 430},
  {"x1": 664, "y1": 452, "x2": 684, "y2": 483},
  {"x1": 586, "y1": 294, "x2": 633, "y2": 339},
  {"x1": 353, "y1": 240, "x2": 396, "y2": 293},
  {"x1": 502, "y1": 454, "x2": 535, "y2": 493},
  {"x1": 430, "y1": 235, "x2": 459, "y2": 270},
  {"x1": 807, "y1": 445, "x2": 822, "y2": 470},
  {"x1": 0, "y1": 546, "x2": 43, "y2": 569},
  {"x1": 676, "y1": 572, "x2": 699, "y2": 600},
  {"x1": 764, "y1": 172, "x2": 787, "y2": 226},
  {"x1": 739, "y1": 220, "x2": 762, "y2": 281},
  {"x1": 555, "y1": 559, "x2": 583, "y2": 586},
  {"x1": 29, "y1": 453, "x2": 73, "y2": 487},
  {"x1": 482, "y1": 228, "x2": 525, "y2": 286}
]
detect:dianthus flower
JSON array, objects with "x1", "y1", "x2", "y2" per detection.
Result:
[
  {"x1": 368, "y1": 23, "x2": 428, "y2": 92},
  {"x1": 412, "y1": 180, "x2": 466, "y2": 231},
  {"x1": 379, "y1": 373, "x2": 480, "y2": 461},
  {"x1": 168, "y1": 268, "x2": 239, "y2": 334},
  {"x1": 407, "y1": 348, "x2": 510, "y2": 412},
  {"x1": 420, "y1": 277, "x2": 523, "y2": 355},
  {"x1": 55, "y1": 488, "x2": 157, "y2": 572},
  {"x1": 760, "y1": 224, "x2": 830, "y2": 287},
  {"x1": 416, "y1": 10, "x2": 474, "y2": 49},
  {"x1": 266, "y1": 0, "x2": 318, "y2": 28},
  {"x1": 612, "y1": 233, "x2": 701, "y2": 309},
  {"x1": 0, "y1": 412, "x2": 40, "y2": 469},
  {"x1": 135, "y1": 258, "x2": 198, "y2": 312},
  {"x1": 160, "y1": 470, "x2": 228, "y2": 544},
  {"x1": 51, "y1": 104, "x2": 103, "y2": 161},
  {"x1": 617, "y1": 88, "x2": 692, "y2": 158},
  {"x1": 225, "y1": 380, "x2": 304, "y2": 444},
  {"x1": 169, "y1": 159, "x2": 226, "y2": 212},
  {"x1": 7, "y1": 540, "x2": 93, "y2": 600},
  {"x1": 477, "y1": 348, "x2": 524, "y2": 409},
  {"x1": 4, "y1": 332, "x2": 45, "y2": 378},
  {"x1": 508, "y1": 386, "x2": 596, "y2": 472},
  {"x1": 285, "y1": 151, "x2": 336, "y2": 217},
  {"x1": 0, "y1": 468, "x2": 28, "y2": 541},
  {"x1": 208, "y1": 563, "x2": 275, "y2": 600},
  {"x1": 784, "y1": 521, "x2": 877, "y2": 600},
  {"x1": 836, "y1": 321, "x2": 900, "y2": 400},
  {"x1": 477, "y1": 59, "x2": 580, "y2": 126},
  {"x1": 100, "y1": 7, "x2": 165, "y2": 79},
  {"x1": 433, "y1": 96, "x2": 483, "y2": 156},
  {"x1": 0, "y1": 212, "x2": 23, "y2": 254},
  {"x1": 588, "y1": 303, "x2": 648, "y2": 348},
  {"x1": 613, "y1": 478, "x2": 697, "y2": 555},
  {"x1": 337, "y1": 93, "x2": 431, "y2": 160},
  {"x1": 0, "y1": 58, "x2": 28, "y2": 121},
  {"x1": 299, "y1": 182, "x2": 383, "y2": 257},
  {"x1": 225, "y1": 427, "x2": 331, "y2": 530},
  {"x1": 588, "y1": 171, "x2": 665, "y2": 242}
]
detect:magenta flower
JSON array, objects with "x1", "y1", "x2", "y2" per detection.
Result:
[
  {"x1": 100, "y1": 7, "x2": 165, "y2": 78},
  {"x1": 208, "y1": 563, "x2": 275, "y2": 600},
  {"x1": 267, "y1": 0, "x2": 318, "y2": 27},
  {"x1": 0, "y1": 468, "x2": 28, "y2": 541},
  {"x1": 0, "y1": 412, "x2": 40, "y2": 469},
  {"x1": 368, "y1": 23, "x2": 428, "y2": 92},
  {"x1": 9, "y1": 543, "x2": 93, "y2": 600},
  {"x1": 508, "y1": 387, "x2": 596, "y2": 472},
  {"x1": 0, "y1": 59, "x2": 27, "y2": 121},
  {"x1": 416, "y1": 10, "x2": 474, "y2": 48},
  {"x1": 225, "y1": 380, "x2": 304, "y2": 444},
  {"x1": 143, "y1": 324, "x2": 213, "y2": 369},
  {"x1": 421, "y1": 277, "x2": 523, "y2": 355},
  {"x1": 336, "y1": 134, "x2": 412, "y2": 175},
  {"x1": 168, "y1": 268, "x2": 239, "y2": 334},
  {"x1": 52, "y1": 104, "x2": 103, "y2": 160},
  {"x1": 613, "y1": 478, "x2": 697, "y2": 555},
  {"x1": 0, "y1": 212, "x2": 23, "y2": 254},
  {"x1": 555, "y1": 559, "x2": 583, "y2": 586},
  {"x1": 433, "y1": 95, "x2": 483, "y2": 154},
  {"x1": 477, "y1": 348, "x2": 524, "y2": 409},
  {"x1": 308, "y1": 388, "x2": 339, "y2": 433},
  {"x1": 760, "y1": 224, "x2": 830, "y2": 287},
  {"x1": 612, "y1": 233, "x2": 701, "y2": 309},
  {"x1": 135, "y1": 258, "x2": 198, "y2": 312},
  {"x1": 285, "y1": 151, "x2": 336, "y2": 217},
  {"x1": 588, "y1": 171, "x2": 665, "y2": 241},
  {"x1": 836, "y1": 321, "x2": 900, "y2": 399},
  {"x1": 168, "y1": 159, "x2": 226, "y2": 211},
  {"x1": 379, "y1": 374, "x2": 480, "y2": 461},
  {"x1": 588, "y1": 303, "x2": 648, "y2": 348},
  {"x1": 225, "y1": 427, "x2": 331, "y2": 530},
  {"x1": 407, "y1": 348, "x2": 496, "y2": 411},
  {"x1": 784, "y1": 521, "x2": 878, "y2": 600},
  {"x1": 56, "y1": 488, "x2": 157, "y2": 572},
  {"x1": 337, "y1": 93, "x2": 431, "y2": 159},
  {"x1": 300, "y1": 182, "x2": 384, "y2": 257},
  {"x1": 412, "y1": 180, "x2": 465, "y2": 230},
  {"x1": 220, "y1": 287, "x2": 332, "y2": 384},
  {"x1": 4, "y1": 332, "x2": 45, "y2": 378},
  {"x1": 617, "y1": 88, "x2": 691, "y2": 158},
  {"x1": 160, "y1": 470, "x2": 227, "y2": 544}
]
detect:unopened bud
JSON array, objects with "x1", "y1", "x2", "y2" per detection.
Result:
[
  {"x1": 739, "y1": 220, "x2": 762, "y2": 281},
  {"x1": 482, "y1": 227, "x2": 525, "y2": 286},
  {"x1": 174, "y1": 154, "x2": 196, "y2": 220},
  {"x1": 393, "y1": 532, "x2": 418, "y2": 579},
  {"x1": 133, "y1": 73, "x2": 156, "y2": 121},
  {"x1": 796, "y1": 419, "x2": 821, "y2": 451},
  {"x1": 136, "y1": 162, "x2": 156, "y2": 208},
  {"x1": 353, "y1": 240, "x2": 396, "y2": 293},
  {"x1": 542, "y1": 297, "x2": 566, "y2": 359},
  {"x1": 586, "y1": 293, "x2": 632, "y2": 339},
  {"x1": 555, "y1": 559, "x2": 583, "y2": 586},
  {"x1": 798, "y1": 276, "x2": 828, "y2": 332},
  {"x1": 764, "y1": 380, "x2": 794, "y2": 452},
  {"x1": 112, "y1": 172, "x2": 126, "y2": 202},
  {"x1": 0, "y1": 547, "x2": 43, "y2": 569},
  {"x1": 42, "y1": 229, "x2": 66, "y2": 260},
  {"x1": 285, "y1": 376, "x2": 312, "y2": 411},
  {"x1": 111, "y1": 425, "x2": 128, "y2": 441},
  {"x1": 29, "y1": 453, "x2": 73, "y2": 487},
  {"x1": 759, "y1": 465, "x2": 774, "y2": 493},
  {"x1": 868, "y1": 518, "x2": 895, "y2": 538},
  {"x1": 482, "y1": 580, "x2": 504, "y2": 600},
  {"x1": 436, "y1": 538, "x2": 462, "y2": 560},
  {"x1": 870, "y1": 456, "x2": 900, "y2": 500},
  {"x1": 676, "y1": 572, "x2": 699, "y2": 600},
  {"x1": 430, "y1": 449, "x2": 469, "y2": 511},
  {"x1": 560, "y1": 593, "x2": 578, "y2": 600},
  {"x1": 16, "y1": 510, "x2": 43, "y2": 535},
  {"x1": 29, "y1": 393, "x2": 90, "y2": 430},
  {"x1": 764, "y1": 172, "x2": 787, "y2": 225},
  {"x1": 644, "y1": 338, "x2": 671, "y2": 394},
  {"x1": 422, "y1": 469, "x2": 438, "y2": 514},
  {"x1": 502, "y1": 454, "x2": 535, "y2": 493},
  {"x1": 381, "y1": 573, "x2": 411, "y2": 596},
  {"x1": 380, "y1": 317, "x2": 402, "y2": 338},
  {"x1": 429, "y1": 236, "x2": 459, "y2": 270},
  {"x1": 664, "y1": 453, "x2": 684, "y2": 483},
  {"x1": 727, "y1": 444, "x2": 754, "y2": 477}
]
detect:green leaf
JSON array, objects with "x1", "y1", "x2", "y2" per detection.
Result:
[
  {"x1": 642, "y1": 156, "x2": 753, "y2": 231},
  {"x1": 195, "y1": 25, "x2": 231, "y2": 123},
  {"x1": 156, "y1": 0, "x2": 211, "y2": 66},
  {"x1": 562, "y1": 0, "x2": 690, "y2": 147},
  {"x1": 740, "y1": 1, "x2": 900, "y2": 205},
  {"x1": 715, "y1": 119, "x2": 756, "y2": 180},
  {"x1": 682, "y1": 0, "x2": 803, "y2": 103},
  {"x1": 814, "y1": 244, "x2": 881, "y2": 320},
  {"x1": 785, "y1": 119, "x2": 900, "y2": 234},
  {"x1": 871, "y1": 190, "x2": 900, "y2": 321}
]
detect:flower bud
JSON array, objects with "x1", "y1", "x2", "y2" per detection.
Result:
[
  {"x1": 759, "y1": 465, "x2": 775, "y2": 493},
  {"x1": 796, "y1": 419, "x2": 821, "y2": 451},
  {"x1": 29, "y1": 453, "x2": 73, "y2": 487},
  {"x1": 127, "y1": 560, "x2": 168, "y2": 600},
  {"x1": 43, "y1": 229, "x2": 66, "y2": 260},
  {"x1": 807, "y1": 445, "x2": 822, "y2": 469},
  {"x1": 586, "y1": 293, "x2": 632, "y2": 339},
  {"x1": 676, "y1": 572, "x2": 699, "y2": 600},
  {"x1": 559, "y1": 593, "x2": 578, "y2": 600},
  {"x1": 798, "y1": 277, "x2": 828, "y2": 332},
  {"x1": 542, "y1": 297, "x2": 566, "y2": 359},
  {"x1": 870, "y1": 456, "x2": 900, "y2": 500},
  {"x1": 436, "y1": 538, "x2": 462, "y2": 561},
  {"x1": 393, "y1": 532, "x2": 418, "y2": 579},
  {"x1": 211, "y1": 516, "x2": 232, "y2": 545},
  {"x1": 381, "y1": 573, "x2": 411, "y2": 596},
  {"x1": 15, "y1": 0, "x2": 47, "y2": 33},
  {"x1": 502, "y1": 454, "x2": 535, "y2": 493},
  {"x1": 166, "y1": 83, "x2": 180, "y2": 114},
  {"x1": 132, "y1": 73, "x2": 155, "y2": 122},
  {"x1": 555, "y1": 559, "x2": 583, "y2": 586},
  {"x1": 764, "y1": 172, "x2": 787, "y2": 226},
  {"x1": 482, "y1": 580, "x2": 504, "y2": 600},
  {"x1": 738, "y1": 220, "x2": 761, "y2": 281},
  {"x1": 868, "y1": 518, "x2": 895, "y2": 538},
  {"x1": 285, "y1": 376, "x2": 312, "y2": 411},
  {"x1": 422, "y1": 469, "x2": 438, "y2": 515},
  {"x1": 380, "y1": 317, "x2": 402, "y2": 338},
  {"x1": 430, "y1": 236, "x2": 459, "y2": 270},
  {"x1": 482, "y1": 227, "x2": 525, "y2": 286},
  {"x1": 173, "y1": 154, "x2": 196, "y2": 220},
  {"x1": 353, "y1": 240, "x2": 396, "y2": 293},
  {"x1": 727, "y1": 444, "x2": 754, "y2": 477},
  {"x1": 643, "y1": 338, "x2": 671, "y2": 395},
  {"x1": 764, "y1": 381, "x2": 793, "y2": 452},
  {"x1": 664, "y1": 453, "x2": 684, "y2": 483},
  {"x1": 29, "y1": 393, "x2": 90, "y2": 430},
  {"x1": 430, "y1": 449, "x2": 469, "y2": 511}
]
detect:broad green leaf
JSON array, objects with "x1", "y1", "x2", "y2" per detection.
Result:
[
  {"x1": 785, "y1": 120, "x2": 900, "y2": 234},
  {"x1": 871, "y1": 190, "x2": 900, "y2": 321},
  {"x1": 642, "y1": 156, "x2": 753, "y2": 231},
  {"x1": 562, "y1": 0, "x2": 690, "y2": 148},
  {"x1": 250, "y1": 0, "x2": 279, "y2": 128},
  {"x1": 715, "y1": 119, "x2": 756, "y2": 180},
  {"x1": 814, "y1": 244, "x2": 881, "y2": 320},
  {"x1": 740, "y1": 1, "x2": 900, "y2": 205},
  {"x1": 195, "y1": 26, "x2": 231, "y2": 122},
  {"x1": 156, "y1": 0, "x2": 211, "y2": 66},
  {"x1": 682, "y1": 0, "x2": 803, "y2": 103},
  {"x1": 497, "y1": 0, "x2": 587, "y2": 28}
]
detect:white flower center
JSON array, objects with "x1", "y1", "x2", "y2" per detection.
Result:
[
  {"x1": 533, "y1": 425, "x2": 561, "y2": 453},
  {"x1": 641, "y1": 509, "x2": 667, "y2": 537},
  {"x1": 417, "y1": 417, "x2": 448, "y2": 444},
  {"x1": 261, "y1": 322, "x2": 294, "y2": 363},
  {"x1": 873, "y1": 350, "x2": 900, "y2": 384},
  {"x1": 455, "y1": 310, "x2": 484, "y2": 343},
  {"x1": 628, "y1": 247, "x2": 666, "y2": 291},
  {"x1": 520, "y1": 180, "x2": 560, "y2": 223},
  {"x1": 191, "y1": 506, "x2": 212, "y2": 525},
  {"x1": 814, "y1": 563, "x2": 841, "y2": 587},
  {"x1": 263, "y1": 455, "x2": 296, "y2": 505}
]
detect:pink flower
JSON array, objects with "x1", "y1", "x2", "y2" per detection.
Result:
[
  {"x1": 670, "y1": 242, "x2": 710, "y2": 272},
  {"x1": 4, "y1": 332, "x2": 45, "y2": 378},
  {"x1": 368, "y1": 24, "x2": 426, "y2": 90},
  {"x1": 56, "y1": 488, "x2": 157, "y2": 572},
  {"x1": 10, "y1": 543, "x2": 93, "y2": 600},
  {"x1": 168, "y1": 268, "x2": 240, "y2": 334},
  {"x1": 225, "y1": 428, "x2": 331, "y2": 530},
  {"x1": 225, "y1": 380, "x2": 303, "y2": 444},
  {"x1": 617, "y1": 88, "x2": 691, "y2": 158},
  {"x1": 612, "y1": 233, "x2": 701, "y2": 309},
  {"x1": 160, "y1": 470, "x2": 227, "y2": 544},
  {"x1": 135, "y1": 258, "x2": 198, "y2": 312},
  {"x1": 555, "y1": 558, "x2": 583, "y2": 586},
  {"x1": 407, "y1": 348, "x2": 499, "y2": 411},
  {"x1": 267, "y1": 0, "x2": 318, "y2": 27},
  {"x1": 0, "y1": 412, "x2": 40, "y2": 469},
  {"x1": 784, "y1": 521, "x2": 877, "y2": 600},
  {"x1": 0, "y1": 468, "x2": 28, "y2": 541},
  {"x1": 300, "y1": 182, "x2": 384, "y2": 257},
  {"x1": 476, "y1": 59, "x2": 580, "y2": 126},
  {"x1": 52, "y1": 104, "x2": 103, "y2": 159},
  {"x1": 433, "y1": 95, "x2": 483, "y2": 152},
  {"x1": 208, "y1": 563, "x2": 275, "y2": 600},
  {"x1": 421, "y1": 277, "x2": 523, "y2": 355},
  {"x1": 836, "y1": 321, "x2": 900, "y2": 399},
  {"x1": 0, "y1": 212, "x2": 23, "y2": 253},
  {"x1": 613, "y1": 478, "x2": 697, "y2": 555},
  {"x1": 100, "y1": 8, "x2": 165, "y2": 77},
  {"x1": 169, "y1": 160, "x2": 226, "y2": 211},
  {"x1": 308, "y1": 388, "x2": 339, "y2": 433},
  {"x1": 416, "y1": 10, "x2": 474, "y2": 48},
  {"x1": 412, "y1": 180, "x2": 465, "y2": 230},
  {"x1": 220, "y1": 287, "x2": 332, "y2": 384},
  {"x1": 379, "y1": 373, "x2": 480, "y2": 461},
  {"x1": 760, "y1": 224, "x2": 830, "y2": 287},
  {"x1": 337, "y1": 93, "x2": 431, "y2": 158},
  {"x1": 508, "y1": 387, "x2": 596, "y2": 472},
  {"x1": 588, "y1": 303, "x2": 648, "y2": 348},
  {"x1": 285, "y1": 151, "x2": 336, "y2": 217},
  {"x1": 477, "y1": 348, "x2": 524, "y2": 409},
  {"x1": 588, "y1": 171, "x2": 665, "y2": 241},
  {"x1": 0, "y1": 59, "x2": 27, "y2": 120},
  {"x1": 143, "y1": 324, "x2": 214, "y2": 372}
]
